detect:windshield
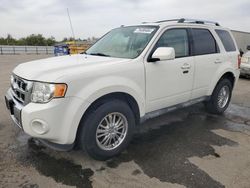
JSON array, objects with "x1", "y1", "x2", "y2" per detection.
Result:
[{"x1": 86, "y1": 26, "x2": 158, "y2": 59}]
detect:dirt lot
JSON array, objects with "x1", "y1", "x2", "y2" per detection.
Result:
[{"x1": 0, "y1": 55, "x2": 250, "y2": 188}]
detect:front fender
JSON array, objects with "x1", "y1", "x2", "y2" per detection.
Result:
[{"x1": 74, "y1": 76, "x2": 146, "y2": 117}]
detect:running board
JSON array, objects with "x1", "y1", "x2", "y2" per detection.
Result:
[{"x1": 140, "y1": 96, "x2": 209, "y2": 123}]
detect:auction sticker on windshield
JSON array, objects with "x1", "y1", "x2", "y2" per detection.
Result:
[{"x1": 134, "y1": 28, "x2": 155, "y2": 34}]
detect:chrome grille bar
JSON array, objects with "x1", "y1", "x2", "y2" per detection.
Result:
[{"x1": 11, "y1": 74, "x2": 33, "y2": 105}]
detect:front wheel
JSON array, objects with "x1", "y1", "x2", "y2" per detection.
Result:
[
  {"x1": 79, "y1": 99, "x2": 135, "y2": 160},
  {"x1": 205, "y1": 79, "x2": 233, "y2": 114}
]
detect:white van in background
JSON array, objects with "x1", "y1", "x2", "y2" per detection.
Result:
[{"x1": 240, "y1": 45, "x2": 250, "y2": 78}]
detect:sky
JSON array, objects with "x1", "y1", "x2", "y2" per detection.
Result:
[{"x1": 0, "y1": 0, "x2": 250, "y2": 40}]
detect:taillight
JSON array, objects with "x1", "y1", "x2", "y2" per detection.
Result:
[{"x1": 238, "y1": 54, "x2": 241, "y2": 69}]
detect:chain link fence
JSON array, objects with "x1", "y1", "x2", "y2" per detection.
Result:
[{"x1": 0, "y1": 45, "x2": 54, "y2": 55}]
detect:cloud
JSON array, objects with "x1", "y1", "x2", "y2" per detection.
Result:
[{"x1": 0, "y1": 0, "x2": 249, "y2": 40}]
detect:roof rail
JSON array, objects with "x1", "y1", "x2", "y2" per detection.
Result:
[
  {"x1": 150, "y1": 18, "x2": 220, "y2": 26},
  {"x1": 177, "y1": 18, "x2": 220, "y2": 26},
  {"x1": 155, "y1": 19, "x2": 181, "y2": 23},
  {"x1": 142, "y1": 19, "x2": 180, "y2": 24}
]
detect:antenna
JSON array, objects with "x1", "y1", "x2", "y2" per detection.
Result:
[
  {"x1": 67, "y1": 8, "x2": 78, "y2": 54},
  {"x1": 67, "y1": 8, "x2": 75, "y2": 39}
]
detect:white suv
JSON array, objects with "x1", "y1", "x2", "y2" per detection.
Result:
[{"x1": 5, "y1": 19, "x2": 240, "y2": 160}]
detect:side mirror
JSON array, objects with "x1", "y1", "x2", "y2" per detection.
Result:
[
  {"x1": 247, "y1": 45, "x2": 250, "y2": 51},
  {"x1": 149, "y1": 47, "x2": 175, "y2": 62}
]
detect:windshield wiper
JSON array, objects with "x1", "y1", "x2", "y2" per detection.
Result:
[{"x1": 89, "y1": 52, "x2": 110, "y2": 57}]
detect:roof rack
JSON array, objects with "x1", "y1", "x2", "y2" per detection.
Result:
[
  {"x1": 178, "y1": 18, "x2": 220, "y2": 26},
  {"x1": 152, "y1": 18, "x2": 220, "y2": 26},
  {"x1": 155, "y1": 19, "x2": 181, "y2": 23}
]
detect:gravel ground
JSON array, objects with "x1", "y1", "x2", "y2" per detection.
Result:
[{"x1": 0, "y1": 55, "x2": 250, "y2": 188}]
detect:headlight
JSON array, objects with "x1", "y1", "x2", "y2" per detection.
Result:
[
  {"x1": 31, "y1": 82, "x2": 67, "y2": 103},
  {"x1": 241, "y1": 57, "x2": 247, "y2": 63},
  {"x1": 241, "y1": 57, "x2": 250, "y2": 64}
]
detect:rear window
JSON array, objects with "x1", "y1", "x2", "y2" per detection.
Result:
[
  {"x1": 192, "y1": 29, "x2": 218, "y2": 56},
  {"x1": 215, "y1": 29, "x2": 236, "y2": 52}
]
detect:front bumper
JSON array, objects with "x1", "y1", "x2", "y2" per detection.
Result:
[
  {"x1": 5, "y1": 88, "x2": 90, "y2": 145},
  {"x1": 5, "y1": 89, "x2": 23, "y2": 129}
]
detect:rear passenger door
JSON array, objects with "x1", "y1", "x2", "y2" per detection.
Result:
[{"x1": 191, "y1": 28, "x2": 221, "y2": 99}]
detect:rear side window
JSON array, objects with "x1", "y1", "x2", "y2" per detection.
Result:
[
  {"x1": 215, "y1": 29, "x2": 236, "y2": 52},
  {"x1": 192, "y1": 29, "x2": 218, "y2": 56}
]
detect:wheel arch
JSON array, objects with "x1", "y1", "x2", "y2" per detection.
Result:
[
  {"x1": 208, "y1": 70, "x2": 236, "y2": 96},
  {"x1": 75, "y1": 92, "x2": 141, "y2": 146},
  {"x1": 218, "y1": 72, "x2": 235, "y2": 87},
  {"x1": 82, "y1": 92, "x2": 141, "y2": 125}
]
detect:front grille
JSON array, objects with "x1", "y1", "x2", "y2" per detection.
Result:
[{"x1": 11, "y1": 74, "x2": 33, "y2": 105}]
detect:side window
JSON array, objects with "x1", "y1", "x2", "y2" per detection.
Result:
[
  {"x1": 192, "y1": 29, "x2": 218, "y2": 56},
  {"x1": 155, "y1": 29, "x2": 189, "y2": 58},
  {"x1": 215, "y1": 29, "x2": 236, "y2": 52}
]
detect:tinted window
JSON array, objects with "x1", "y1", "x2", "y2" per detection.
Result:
[
  {"x1": 215, "y1": 29, "x2": 236, "y2": 52},
  {"x1": 192, "y1": 29, "x2": 218, "y2": 56},
  {"x1": 155, "y1": 29, "x2": 189, "y2": 58}
]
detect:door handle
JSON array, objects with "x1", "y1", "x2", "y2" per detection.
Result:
[
  {"x1": 214, "y1": 59, "x2": 222, "y2": 64},
  {"x1": 181, "y1": 63, "x2": 191, "y2": 70}
]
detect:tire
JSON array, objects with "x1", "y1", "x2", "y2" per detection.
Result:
[
  {"x1": 205, "y1": 79, "x2": 232, "y2": 114},
  {"x1": 79, "y1": 99, "x2": 135, "y2": 160}
]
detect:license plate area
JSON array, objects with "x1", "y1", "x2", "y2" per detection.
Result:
[
  {"x1": 5, "y1": 96, "x2": 14, "y2": 115},
  {"x1": 5, "y1": 95, "x2": 23, "y2": 128}
]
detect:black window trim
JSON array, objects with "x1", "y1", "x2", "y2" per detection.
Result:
[
  {"x1": 190, "y1": 28, "x2": 220, "y2": 56},
  {"x1": 147, "y1": 27, "x2": 192, "y2": 62}
]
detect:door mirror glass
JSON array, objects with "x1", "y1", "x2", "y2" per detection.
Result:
[
  {"x1": 151, "y1": 47, "x2": 175, "y2": 62},
  {"x1": 247, "y1": 45, "x2": 250, "y2": 51}
]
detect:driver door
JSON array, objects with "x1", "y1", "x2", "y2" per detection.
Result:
[{"x1": 145, "y1": 28, "x2": 195, "y2": 112}]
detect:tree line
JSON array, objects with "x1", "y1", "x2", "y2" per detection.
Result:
[
  {"x1": 0, "y1": 34, "x2": 96, "y2": 46},
  {"x1": 0, "y1": 34, "x2": 58, "y2": 46}
]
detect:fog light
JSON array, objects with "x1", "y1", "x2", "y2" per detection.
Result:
[{"x1": 31, "y1": 120, "x2": 49, "y2": 135}]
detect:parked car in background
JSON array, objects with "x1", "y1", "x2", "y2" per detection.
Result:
[
  {"x1": 54, "y1": 44, "x2": 70, "y2": 56},
  {"x1": 5, "y1": 18, "x2": 240, "y2": 160},
  {"x1": 240, "y1": 45, "x2": 250, "y2": 78}
]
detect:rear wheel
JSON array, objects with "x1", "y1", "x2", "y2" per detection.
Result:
[
  {"x1": 205, "y1": 79, "x2": 232, "y2": 114},
  {"x1": 79, "y1": 99, "x2": 135, "y2": 160}
]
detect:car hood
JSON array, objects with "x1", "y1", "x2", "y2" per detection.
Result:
[{"x1": 13, "y1": 54, "x2": 129, "y2": 82}]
